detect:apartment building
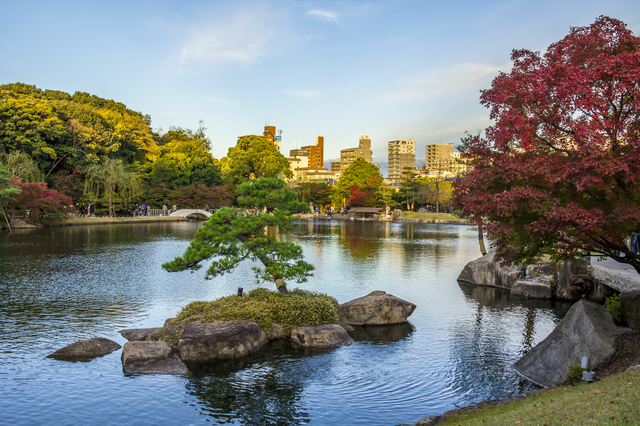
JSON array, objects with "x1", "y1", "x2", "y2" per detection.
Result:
[{"x1": 388, "y1": 139, "x2": 416, "y2": 179}]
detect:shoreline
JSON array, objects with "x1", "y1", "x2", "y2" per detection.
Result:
[
  {"x1": 3, "y1": 216, "x2": 188, "y2": 229},
  {"x1": 293, "y1": 213, "x2": 472, "y2": 225}
]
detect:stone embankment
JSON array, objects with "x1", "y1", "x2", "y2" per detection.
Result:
[{"x1": 48, "y1": 290, "x2": 416, "y2": 376}]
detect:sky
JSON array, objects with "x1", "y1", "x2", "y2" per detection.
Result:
[{"x1": 2, "y1": 0, "x2": 640, "y2": 177}]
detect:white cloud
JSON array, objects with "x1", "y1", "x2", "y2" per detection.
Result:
[
  {"x1": 286, "y1": 89, "x2": 319, "y2": 99},
  {"x1": 175, "y1": 5, "x2": 294, "y2": 73},
  {"x1": 305, "y1": 9, "x2": 339, "y2": 23},
  {"x1": 382, "y1": 62, "x2": 512, "y2": 104}
]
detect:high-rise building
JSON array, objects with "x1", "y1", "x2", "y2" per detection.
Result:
[
  {"x1": 425, "y1": 143, "x2": 466, "y2": 176},
  {"x1": 301, "y1": 135, "x2": 324, "y2": 168},
  {"x1": 340, "y1": 134, "x2": 373, "y2": 170},
  {"x1": 388, "y1": 139, "x2": 416, "y2": 178}
]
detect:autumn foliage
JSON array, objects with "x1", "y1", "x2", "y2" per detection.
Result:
[
  {"x1": 454, "y1": 17, "x2": 640, "y2": 273},
  {"x1": 8, "y1": 179, "x2": 71, "y2": 219}
]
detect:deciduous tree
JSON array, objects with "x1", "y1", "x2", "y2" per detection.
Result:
[
  {"x1": 454, "y1": 16, "x2": 640, "y2": 273},
  {"x1": 84, "y1": 158, "x2": 140, "y2": 217},
  {"x1": 332, "y1": 158, "x2": 383, "y2": 207}
]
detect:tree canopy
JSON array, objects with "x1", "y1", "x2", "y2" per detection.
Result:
[
  {"x1": 162, "y1": 178, "x2": 313, "y2": 293},
  {"x1": 453, "y1": 16, "x2": 640, "y2": 273},
  {"x1": 332, "y1": 158, "x2": 383, "y2": 206},
  {"x1": 223, "y1": 135, "x2": 292, "y2": 184}
]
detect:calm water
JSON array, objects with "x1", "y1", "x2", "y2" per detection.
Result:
[{"x1": 0, "y1": 221, "x2": 572, "y2": 425}]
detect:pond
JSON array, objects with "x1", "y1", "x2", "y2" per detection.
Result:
[{"x1": 0, "y1": 220, "x2": 573, "y2": 425}]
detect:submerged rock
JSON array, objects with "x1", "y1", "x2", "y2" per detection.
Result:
[
  {"x1": 338, "y1": 291, "x2": 416, "y2": 326},
  {"x1": 48, "y1": 338, "x2": 121, "y2": 361},
  {"x1": 513, "y1": 299, "x2": 618, "y2": 387},
  {"x1": 290, "y1": 324, "x2": 353, "y2": 348},
  {"x1": 179, "y1": 320, "x2": 267, "y2": 363},
  {"x1": 121, "y1": 341, "x2": 187, "y2": 375},
  {"x1": 119, "y1": 328, "x2": 162, "y2": 341}
]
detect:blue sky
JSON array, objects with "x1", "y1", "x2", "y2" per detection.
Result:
[{"x1": 1, "y1": 1, "x2": 639, "y2": 176}]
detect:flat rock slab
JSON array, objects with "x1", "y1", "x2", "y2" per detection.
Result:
[
  {"x1": 338, "y1": 291, "x2": 416, "y2": 326},
  {"x1": 179, "y1": 320, "x2": 267, "y2": 363},
  {"x1": 513, "y1": 299, "x2": 617, "y2": 387},
  {"x1": 291, "y1": 324, "x2": 354, "y2": 348},
  {"x1": 621, "y1": 291, "x2": 640, "y2": 330},
  {"x1": 590, "y1": 265, "x2": 640, "y2": 293},
  {"x1": 119, "y1": 328, "x2": 162, "y2": 341},
  {"x1": 121, "y1": 341, "x2": 187, "y2": 375},
  {"x1": 511, "y1": 277, "x2": 552, "y2": 299},
  {"x1": 48, "y1": 337, "x2": 121, "y2": 361}
]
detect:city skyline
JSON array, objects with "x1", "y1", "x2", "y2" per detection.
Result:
[{"x1": 2, "y1": 1, "x2": 639, "y2": 177}]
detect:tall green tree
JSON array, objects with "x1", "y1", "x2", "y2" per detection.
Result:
[
  {"x1": 332, "y1": 158, "x2": 383, "y2": 206},
  {"x1": 399, "y1": 167, "x2": 421, "y2": 211},
  {"x1": 0, "y1": 151, "x2": 43, "y2": 182},
  {"x1": 222, "y1": 136, "x2": 292, "y2": 184},
  {"x1": 0, "y1": 164, "x2": 21, "y2": 230},
  {"x1": 163, "y1": 178, "x2": 313, "y2": 293},
  {"x1": 84, "y1": 158, "x2": 140, "y2": 217}
]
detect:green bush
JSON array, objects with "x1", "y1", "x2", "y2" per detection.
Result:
[
  {"x1": 604, "y1": 294, "x2": 626, "y2": 325},
  {"x1": 167, "y1": 288, "x2": 340, "y2": 339},
  {"x1": 565, "y1": 363, "x2": 584, "y2": 384}
]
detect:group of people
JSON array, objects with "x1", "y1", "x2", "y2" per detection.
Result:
[{"x1": 71, "y1": 202, "x2": 95, "y2": 218}]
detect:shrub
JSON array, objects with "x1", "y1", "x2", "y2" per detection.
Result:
[
  {"x1": 166, "y1": 288, "x2": 340, "y2": 340},
  {"x1": 604, "y1": 294, "x2": 626, "y2": 325}
]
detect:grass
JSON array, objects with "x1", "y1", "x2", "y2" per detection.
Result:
[
  {"x1": 440, "y1": 368, "x2": 640, "y2": 425},
  {"x1": 158, "y1": 288, "x2": 340, "y2": 344},
  {"x1": 401, "y1": 211, "x2": 466, "y2": 221}
]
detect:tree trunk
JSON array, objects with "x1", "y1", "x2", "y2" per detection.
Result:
[
  {"x1": 0, "y1": 205, "x2": 11, "y2": 231},
  {"x1": 108, "y1": 184, "x2": 114, "y2": 217},
  {"x1": 237, "y1": 233, "x2": 289, "y2": 293},
  {"x1": 477, "y1": 219, "x2": 487, "y2": 256}
]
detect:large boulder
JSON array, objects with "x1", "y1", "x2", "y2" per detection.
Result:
[
  {"x1": 338, "y1": 291, "x2": 416, "y2": 326},
  {"x1": 120, "y1": 328, "x2": 162, "y2": 341},
  {"x1": 121, "y1": 341, "x2": 188, "y2": 375},
  {"x1": 457, "y1": 252, "x2": 522, "y2": 290},
  {"x1": 621, "y1": 290, "x2": 640, "y2": 330},
  {"x1": 590, "y1": 265, "x2": 640, "y2": 293},
  {"x1": 48, "y1": 337, "x2": 121, "y2": 360},
  {"x1": 513, "y1": 299, "x2": 618, "y2": 387},
  {"x1": 179, "y1": 320, "x2": 267, "y2": 363},
  {"x1": 290, "y1": 324, "x2": 354, "y2": 348},
  {"x1": 511, "y1": 277, "x2": 553, "y2": 299}
]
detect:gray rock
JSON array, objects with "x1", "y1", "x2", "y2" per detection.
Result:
[
  {"x1": 340, "y1": 323, "x2": 355, "y2": 333},
  {"x1": 48, "y1": 337, "x2": 121, "y2": 360},
  {"x1": 457, "y1": 252, "x2": 522, "y2": 290},
  {"x1": 179, "y1": 320, "x2": 267, "y2": 363},
  {"x1": 338, "y1": 291, "x2": 416, "y2": 326},
  {"x1": 513, "y1": 299, "x2": 617, "y2": 387},
  {"x1": 121, "y1": 341, "x2": 188, "y2": 375},
  {"x1": 621, "y1": 290, "x2": 640, "y2": 330},
  {"x1": 526, "y1": 261, "x2": 555, "y2": 278},
  {"x1": 590, "y1": 265, "x2": 640, "y2": 293},
  {"x1": 511, "y1": 277, "x2": 553, "y2": 299},
  {"x1": 270, "y1": 323, "x2": 286, "y2": 340},
  {"x1": 119, "y1": 328, "x2": 162, "y2": 341},
  {"x1": 290, "y1": 324, "x2": 354, "y2": 348}
]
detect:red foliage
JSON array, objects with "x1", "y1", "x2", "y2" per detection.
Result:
[
  {"x1": 349, "y1": 184, "x2": 377, "y2": 207},
  {"x1": 9, "y1": 179, "x2": 72, "y2": 218},
  {"x1": 454, "y1": 16, "x2": 640, "y2": 273}
]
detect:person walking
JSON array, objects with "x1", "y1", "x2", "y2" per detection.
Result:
[
  {"x1": 88, "y1": 202, "x2": 95, "y2": 218},
  {"x1": 162, "y1": 204, "x2": 168, "y2": 216}
]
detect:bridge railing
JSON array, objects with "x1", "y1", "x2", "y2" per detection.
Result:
[{"x1": 148, "y1": 209, "x2": 170, "y2": 217}]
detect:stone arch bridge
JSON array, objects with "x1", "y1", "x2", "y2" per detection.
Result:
[{"x1": 168, "y1": 209, "x2": 212, "y2": 219}]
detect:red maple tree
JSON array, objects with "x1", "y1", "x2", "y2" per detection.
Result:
[
  {"x1": 454, "y1": 16, "x2": 640, "y2": 273},
  {"x1": 8, "y1": 179, "x2": 72, "y2": 220}
]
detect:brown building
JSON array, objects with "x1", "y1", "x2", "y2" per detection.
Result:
[{"x1": 300, "y1": 135, "x2": 324, "y2": 168}]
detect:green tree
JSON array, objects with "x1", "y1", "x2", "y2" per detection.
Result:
[
  {"x1": 152, "y1": 124, "x2": 221, "y2": 188},
  {"x1": 332, "y1": 158, "x2": 383, "y2": 206},
  {"x1": 0, "y1": 164, "x2": 21, "y2": 230},
  {"x1": 294, "y1": 181, "x2": 332, "y2": 206},
  {"x1": 399, "y1": 167, "x2": 421, "y2": 211},
  {"x1": 0, "y1": 151, "x2": 43, "y2": 182},
  {"x1": 223, "y1": 136, "x2": 292, "y2": 184},
  {"x1": 84, "y1": 158, "x2": 140, "y2": 217},
  {"x1": 163, "y1": 178, "x2": 313, "y2": 293}
]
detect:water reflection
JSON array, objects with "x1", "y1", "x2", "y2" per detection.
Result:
[{"x1": 0, "y1": 221, "x2": 571, "y2": 425}]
